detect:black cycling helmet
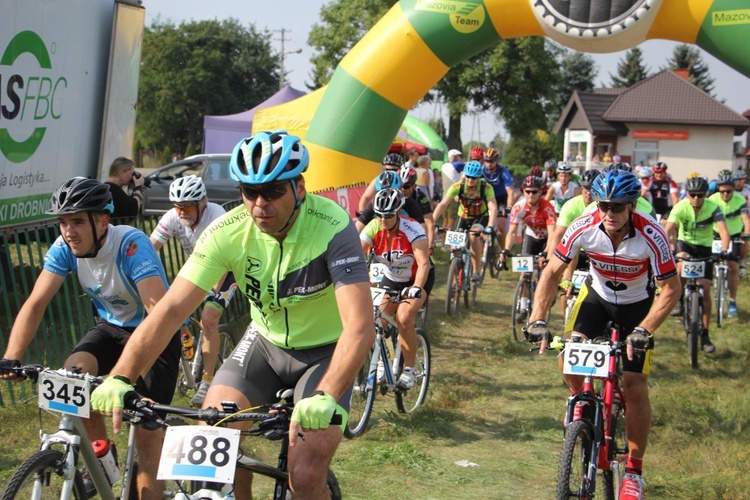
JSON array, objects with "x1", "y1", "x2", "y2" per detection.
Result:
[
  {"x1": 47, "y1": 177, "x2": 113, "y2": 215},
  {"x1": 544, "y1": 159, "x2": 557, "y2": 170},
  {"x1": 382, "y1": 153, "x2": 404, "y2": 168},
  {"x1": 522, "y1": 176, "x2": 545, "y2": 189},
  {"x1": 717, "y1": 169, "x2": 733, "y2": 186},
  {"x1": 685, "y1": 176, "x2": 709, "y2": 193},
  {"x1": 579, "y1": 169, "x2": 602, "y2": 189}
]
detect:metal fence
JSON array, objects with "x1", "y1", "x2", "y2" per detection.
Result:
[{"x1": 0, "y1": 202, "x2": 247, "y2": 405}]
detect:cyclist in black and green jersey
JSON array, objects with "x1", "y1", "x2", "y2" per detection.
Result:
[
  {"x1": 708, "y1": 170, "x2": 750, "y2": 318},
  {"x1": 92, "y1": 131, "x2": 375, "y2": 499},
  {"x1": 664, "y1": 176, "x2": 730, "y2": 352}
]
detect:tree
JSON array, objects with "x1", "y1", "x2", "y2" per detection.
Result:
[
  {"x1": 550, "y1": 50, "x2": 598, "y2": 127},
  {"x1": 307, "y1": 0, "x2": 394, "y2": 88},
  {"x1": 610, "y1": 48, "x2": 650, "y2": 88},
  {"x1": 665, "y1": 44, "x2": 715, "y2": 95},
  {"x1": 503, "y1": 129, "x2": 558, "y2": 172},
  {"x1": 137, "y1": 19, "x2": 280, "y2": 156}
]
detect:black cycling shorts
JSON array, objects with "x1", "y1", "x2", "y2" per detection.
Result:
[
  {"x1": 521, "y1": 234, "x2": 547, "y2": 256},
  {"x1": 380, "y1": 265, "x2": 436, "y2": 296},
  {"x1": 676, "y1": 241, "x2": 714, "y2": 280},
  {"x1": 212, "y1": 326, "x2": 353, "y2": 414},
  {"x1": 456, "y1": 215, "x2": 489, "y2": 230},
  {"x1": 565, "y1": 282, "x2": 653, "y2": 375},
  {"x1": 72, "y1": 320, "x2": 181, "y2": 404}
]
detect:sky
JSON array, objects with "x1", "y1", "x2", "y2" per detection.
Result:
[{"x1": 146, "y1": 0, "x2": 750, "y2": 146}]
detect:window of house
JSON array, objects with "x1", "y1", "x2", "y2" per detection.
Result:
[{"x1": 633, "y1": 141, "x2": 658, "y2": 166}]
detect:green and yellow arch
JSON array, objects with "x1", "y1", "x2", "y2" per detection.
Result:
[{"x1": 274, "y1": 0, "x2": 750, "y2": 193}]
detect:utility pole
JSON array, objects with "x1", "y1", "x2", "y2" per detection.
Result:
[{"x1": 275, "y1": 28, "x2": 302, "y2": 90}]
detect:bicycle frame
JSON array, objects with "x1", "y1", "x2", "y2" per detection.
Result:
[
  {"x1": 369, "y1": 306, "x2": 404, "y2": 391},
  {"x1": 563, "y1": 326, "x2": 628, "y2": 498}
]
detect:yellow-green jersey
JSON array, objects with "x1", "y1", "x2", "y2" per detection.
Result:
[
  {"x1": 445, "y1": 179, "x2": 495, "y2": 219},
  {"x1": 179, "y1": 195, "x2": 369, "y2": 349},
  {"x1": 667, "y1": 197, "x2": 725, "y2": 247},
  {"x1": 577, "y1": 197, "x2": 656, "y2": 225},
  {"x1": 708, "y1": 191, "x2": 749, "y2": 236}
]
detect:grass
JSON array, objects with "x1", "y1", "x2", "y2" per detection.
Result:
[{"x1": 2, "y1": 249, "x2": 750, "y2": 498}]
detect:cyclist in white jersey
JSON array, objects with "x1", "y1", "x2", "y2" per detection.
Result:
[
  {"x1": 546, "y1": 162, "x2": 580, "y2": 214},
  {"x1": 150, "y1": 175, "x2": 238, "y2": 406},
  {"x1": 0, "y1": 178, "x2": 179, "y2": 498},
  {"x1": 526, "y1": 170, "x2": 680, "y2": 500}
]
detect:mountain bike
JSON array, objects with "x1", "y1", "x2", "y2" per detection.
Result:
[
  {"x1": 368, "y1": 260, "x2": 429, "y2": 329},
  {"x1": 441, "y1": 227, "x2": 481, "y2": 316},
  {"x1": 676, "y1": 254, "x2": 716, "y2": 369},
  {"x1": 130, "y1": 391, "x2": 343, "y2": 499},
  {"x1": 480, "y1": 227, "x2": 501, "y2": 284},
  {"x1": 346, "y1": 287, "x2": 431, "y2": 438},
  {"x1": 562, "y1": 269, "x2": 589, "y2": 326},
  {"x1": 176, "y1": 316, "x2": 236, "y2": 400},
  {"x1": 551, "y1": 323, "x2": 632, "y2": 500},
  {"x1": 1, "y1": 365, "x2": 147, "y2": 500},
  {"x1": 507, "y1": 253, "x2": 552, "y2": 342},
  {"x1": 712, "y1": 245, "x2": 729, "y2": 328}
]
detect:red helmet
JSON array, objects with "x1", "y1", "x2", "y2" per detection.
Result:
[
  {"x1": 530, "y1": 166, "x2": 543, "y2": 177},
  {"x1": 653, "y1": 162, "x2": 667, "y2": 172},
  {"x1": 470, "y1": 146, "x2": 484, "y2": 160}
]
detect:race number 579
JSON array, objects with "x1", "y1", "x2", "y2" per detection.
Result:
[{"x1": 563, "y1": 344, "x2": 610, "y2": 378}]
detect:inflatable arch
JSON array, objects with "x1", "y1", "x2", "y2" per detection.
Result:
[{"x1": 299, "y1": 0, "x2": 749, "y2": 193}]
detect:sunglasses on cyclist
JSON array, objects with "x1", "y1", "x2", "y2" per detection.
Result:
[
  {"x1": 173, "y1": 203, "x2": 197, "y2": 212},
  {"x1": 597, "y1": 202, "x2": 629, "y2": 213},
  {"x1": 402, "y1": 183, "x2": 416, "y2": 190},
  {"x1": 465, "y1": 175, "x2": 479, "y2": 180},
  {"x1": 688, "y1": 192, "x2": 706, "y2": 199},
  {"x1": 719, "y1": 189, "x2": 733, "y2": 194},
  {"x1": 376, "y1": 213, "x2": 397, "y2": 219},
  {"x1": 240, "y1": 182, "x2": 289, "y2": 201},
  {"x1": 524, "y1": 189, "x2": 539, "y2": 195}
]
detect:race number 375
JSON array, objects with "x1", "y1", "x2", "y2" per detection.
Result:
[
  {"x1": 158, "y1": 426, "x2": 241, "y2": 483},
  {"x1": 563, "y1": 344, "x2": 610, "y2": 378}
]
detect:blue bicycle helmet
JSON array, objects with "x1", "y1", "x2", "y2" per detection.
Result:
[
  {"x1": 579, "y1": 169, "x2": 602, "y2": 189},
  {"x1": 590, "y1": 170, "x2": 640, "y2": 204},
  {"x1": 375, "y1": 170, "x2": 402, "y2": 191},
  {"x1": 230, "y1": 130, "x2": 309, "y2": 184},
  {"x1": 464, "y1": 161, "x2": 483, "y2": 178}
]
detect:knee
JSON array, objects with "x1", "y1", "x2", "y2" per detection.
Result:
[{"x1": 201, "y1": 308, "x2": 221, "y2": 331}]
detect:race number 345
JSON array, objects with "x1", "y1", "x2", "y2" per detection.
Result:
[
  {"x1": 38, "y1": 371, "x2": 90, "y2": 418},
  {"x1": 158, "y1": 426, "x2": 241, "y2": 483}
]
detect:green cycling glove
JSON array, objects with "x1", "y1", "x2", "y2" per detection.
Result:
[
  {"x1": 91, "y1": 376, "x2": 134, "y2": 413},
  {"x1": 291, "y1": 391, "x2": 337, "y2": 430}
]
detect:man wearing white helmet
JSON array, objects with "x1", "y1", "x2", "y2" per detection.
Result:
[{"x1": 149, "y1": 175, "x2": 237, "y2": 407}]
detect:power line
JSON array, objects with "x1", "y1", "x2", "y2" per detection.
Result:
[{"x1": 274, "y1": 28, "x2": 302, "y2": 90}]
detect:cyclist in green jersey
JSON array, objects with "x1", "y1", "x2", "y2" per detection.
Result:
[
  {"x1": 708, "y1": 170, "x2": 750, "y2": 318},
  {"x1": 92, "y1": 131, "x2": 375, "y2": 499},
  {"x1": 664, "y1": 176, "x2": 730, "y2": 352}
]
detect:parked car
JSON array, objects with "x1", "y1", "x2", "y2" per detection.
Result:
[{"x1": 141, "y1": 154, "x2": 240, "y2": 215}]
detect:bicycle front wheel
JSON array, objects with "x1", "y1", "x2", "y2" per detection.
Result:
[
  {"x1": 445, "y1": 258, "x2": 461, "y2": 316},
  {"x1": 345, "y1": 345, "x2": 377, "y2": 438},
  {"x1": 488, "y1": 237, "x2": 500, "y2": 279},
  {"x1": 2, "y1": 449, "x2": 87, "y2": 500},
  {"x1": 688, "y1": 291, "x2": 701, "y2": 370},
  {"x1": 326, "y1": 469, "x2": 343, "y2": 500},
  {"x1": 556, "y1": 420, "x2": 595, "y2": 500},
  {"x1": 716, "y1": 268, "x2": 726, "y2": 327},
  {"x1": 464, "y1": 261, "x2": 477, "y2": 309},
  {"x1": 415, "y1": 295, "x2": 429, "y2": 330},
  {"x1": 395, "y1": 328, "x2": 431, "y2": 414},
  {"x1": 511, "y1": 278, "x2": 531, "y2": 342}
]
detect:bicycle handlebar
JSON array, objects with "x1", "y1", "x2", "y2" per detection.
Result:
[{"x1": 3, "y1": 364, "x2": 105, "y2": 386}]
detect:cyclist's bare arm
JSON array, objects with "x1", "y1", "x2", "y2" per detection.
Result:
[
  {"x1": 1, "y1": 270, "x2": 65, "y2": 368},
  {"x1": 135, "y1": 275, "x2": 168, "y2": 315},
  {"x1": 506, "y1": 185, "x2": 515, "y2": 208},
  {"x1": 316, "y1": 281, "x2": 375, "y2": 401},
  {"x1": 412, "y1": 239, "x2": 431, "y2": 289},
  {"x1": 529, "y1": 254, "x2": 568, "y2": 324},
  {"x1": 487, "y1": 198, "x2": 498, "y2": 229},
  {"x1": 544, "y1": 224, "x2": 556, "y2": 256},
  {"x1": 431, "y1": 193, "x2": 454, "y2": 224},
  {"x1": 423, "y1": 214, "x2": 435, "y2": 249},
  {"x1": 663, "y1": 220, "x2": 677, "y2": 249},
  {"x1": 358, "y1": 179, "x2": 378, "y2": 211},
  {"x1": 638, "y1": 273, "x2": 681, "y2": 335},
  {"x1": 551, "y1": 223, "x2": 567, "y2": 249},
  {"x1": 149, "y1": 236, "x2": 164, "y2": 252},
  {"x1": 715, "y1": 219, "x2": 730, "y2": 252},
  {"x1": 504, "y1": 224, "x2": 519, "y2": 252},
  {"x1": 111, "y1": 276, "x2": 208, "y2": 388}
]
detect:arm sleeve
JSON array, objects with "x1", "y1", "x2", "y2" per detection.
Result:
[
  {"x1": 150, "y1": 211, "x2": 175, "y2": 244},
  {"x1": 554, "y1": 217, "x2": 587, "y2": 263},
  {"x1": 123, "y1": 231, "x2": 166, "y2": 284},
  {"x1": 43, "y1": 237, "x2": 76, "y2": 276},
  {"x1": 358, "y1": 204, "x2": 375, "y2": 225},
  {"x1": 502, "y1": 168, "x2": 514, "y2": 187},
  {"x1": 360, "y1": 219, "x2": 380, "y2": 245},
  {"x1": 326, "y1": 222, "x2": 370, "y2": 287},
  {"x1": 712, "y1": 206, "x2": 725, "y2": 222}
]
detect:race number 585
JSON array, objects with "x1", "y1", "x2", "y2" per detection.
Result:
[{"x1": 158, "y1": 426, "x2": 240, "y2": 483}]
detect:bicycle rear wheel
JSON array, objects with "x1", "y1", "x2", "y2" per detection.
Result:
[
  {"x1": 445, "y1": 258, "x2": 461, "y2": 316},
  {"x1": 601, "y1": 394, "x2": 628, "y2": 500},
  {"x1": 511, "y1": 278, "x2": 531, "y2": 342},
  {"x1": 715, "y1": 268, "x2": 726, "y2": 327},
  {"x1": 196, "y1": 326, "x2": 237, "y2": 383},
  {"x1": 2, "y1": 449, "x2": 87, "y2": 500},
  {"x1": 688, "y1": 291, "x2": 701, "y2": 370},
  {"x1": 395, "y1": 329, "x2": 431, "y2": 414},
  {"x1": 345, "y1": 345, "x2": 377, "y2": 438},
  {"x1": 556, "y1": 420, "x2": 595, "y2": 500}
]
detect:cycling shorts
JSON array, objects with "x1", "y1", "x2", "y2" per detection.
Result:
[
  {"x1": 676, "y1": 241, "x2": 714, "y2": 280},
  {"x1": 204, "y1": 272, "x2": 238, "y2": 311},
  {"x1": 72, "y1": 320, "x2": 180, "y2": 404},
  {"x1": 521, "y1": 234, "x2": 547, "y2": 257},
  {"x1": 495, "y1": 196, "x2": 508, "y2": 211},
  {"x1": 380, "y1": 265, "x2": 436, "y2": 296},
  {"x1": 212, "y1": 326, "x2": 353, "y2": 415},
  {"x1": 456, "y1": 215, "x2": 489, "y2": 231},
  {"x1": 565, "y1": 281, "x2": 653, "y2": 375}
]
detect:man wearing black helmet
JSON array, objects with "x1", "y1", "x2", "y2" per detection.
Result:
[
  {"x1": 665, "y1": 176, "x2": 730, "y2": 351},
  {"x1": 358, "y1": 152, "x2": 404, "y2": 211},
  {"x1": 0, "y1": 177, "x2": 179, "y2": 498}
]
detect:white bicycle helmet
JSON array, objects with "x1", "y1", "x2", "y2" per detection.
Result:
[
  {"x1": 169, "y1": 175, "x2": 207, "y2": 203},
  {"x1": 637, "y1": 167, "x2": 653, "y2": 179}
]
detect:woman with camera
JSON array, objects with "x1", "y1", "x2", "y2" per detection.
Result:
[{"x1": 105, "y1": 156, "x2": 145, "y2": 224}]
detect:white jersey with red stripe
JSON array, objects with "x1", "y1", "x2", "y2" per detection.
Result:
[{"x1": 556, "y1": 210, "x2": 676, "y2": 305}]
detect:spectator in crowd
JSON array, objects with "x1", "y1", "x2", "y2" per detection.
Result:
[
  {"x1": 404, "y1": 148, "x2": 419, "y2": 169},
  {"x1": 105, "y1": 157, "x2": 144, "y2": 224},
  {"x1": 602, "y1": 151, "x2": 612, "y2": 164},
  {"x1": 415, "y1": 155, "x2": 435, "y2": 203},
  {"x1": 440, "y1": 149, "x2": 465, "y2": 229},
  {"x1": 575, "y1": 150, "x2": 585, "y2": 162}
]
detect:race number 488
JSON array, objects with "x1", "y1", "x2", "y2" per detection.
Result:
[{"x1": 158, "y1": 426, "x2": 241, "y2": 483}]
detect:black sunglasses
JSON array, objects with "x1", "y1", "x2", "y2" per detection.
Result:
[
  {"x1": 402, "y1": 183, "x2": 416, "y2": 189},
  {"x1": 688, "y1": 192, "x2": 706, "y2": 199},
  {"x1": 524, "y1": 189, "x2": 539, "y2": 195},
  {"x1": 719, "y1": 189, "x2": 733, "y2": 194},
  {"x1": 240, "y1": 182, "x2": 289, "y2": 201},
  {"x1": 465, "y1": 175, "x2": 479, "y2": 180},
  {"x1": 598, "y1": 202, "x2": 629, "y2": 213}
]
